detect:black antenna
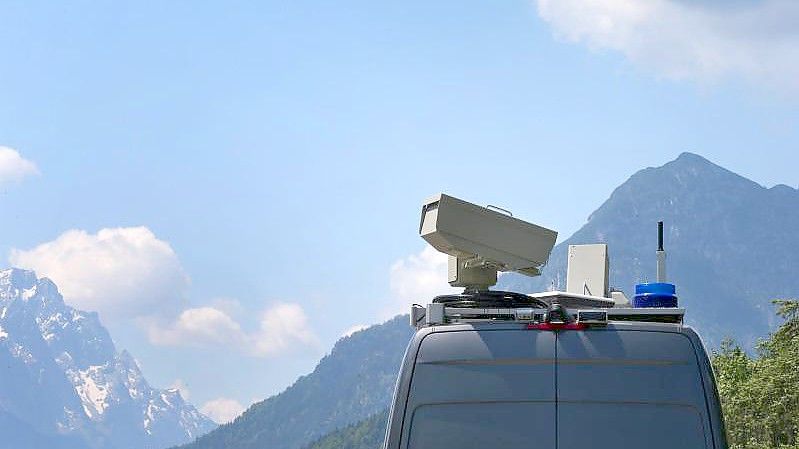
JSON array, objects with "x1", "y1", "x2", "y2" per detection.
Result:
[{"x1": 656, "y1": 221, "x2": 667, "y2": 282}]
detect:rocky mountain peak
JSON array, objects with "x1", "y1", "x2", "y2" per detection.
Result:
[
  {"x1": 0, "y1": 267, "x2": 37, "y2": 287},
  {"x1": 0, "y1": 268, "x2": 216, "y2": 449},
  {"x1": 0, "y1": 268, "x2": 40, "y2": 301},
  {"x1": 500, "y1": 152, "x2": 799, "y2": 348}
]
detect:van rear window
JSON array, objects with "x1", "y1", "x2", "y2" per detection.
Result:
[
  {"x1": 558, "y1": 402, "x2": 707, "y2": 449},
  {"x1": 407, "y1": 402, "x2": 555, "y2": 449},
  {"x1": 407, "y1": 402, "x2": 706, "y2": 449}
]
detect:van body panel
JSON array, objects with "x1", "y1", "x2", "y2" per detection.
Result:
[
  {"x1": 556, "y1": 329, "x2": 714, "y2": 449},
  {"x1": 412, "y1": 330, "x2": 556, "y2": 403},
  {"x1": 556, "y1": 330, "x2": 706, "y2": 404},
  {"x1": 384, "y1": 323, "x2": 727, "y2": 449},
  {"x1": 684, "y1": 326, "x2": 728, "y2": 449},
  {"x1": 400, "y1": 329, "x2": 556, "y2": 449}
]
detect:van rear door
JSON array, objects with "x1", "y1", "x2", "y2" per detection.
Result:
[
  {"x1": 403, "y1": 329, "x2": 556, "y2": 449},
  {"x1": 556, "y1": 329, "x2": 715, "y2": 449}
]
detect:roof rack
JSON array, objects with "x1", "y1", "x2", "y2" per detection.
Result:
[{"x1": 410, "y1": 290, "x2": 684, "y2": 330}]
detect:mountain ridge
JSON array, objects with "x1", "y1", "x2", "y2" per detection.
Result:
[
  {"x1": 177, "y1": 315, "x2": 413, "y2": 449},
  {"x1": 180, "y1": 152, "x2": 799, "y2": 449},
  {"x1": 293, "y1": 152, "x2": 799, "y2": 449},
  {"x1": 498, "y1": 151, "x2": 799, "y2": 347},
  {"x1": 0, "y1": 268, "x2": 216, "y2": 449}
]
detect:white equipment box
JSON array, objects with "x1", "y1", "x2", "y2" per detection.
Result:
[{"x1": 566, "y1": 244, "x2": 609, "y2": 297}]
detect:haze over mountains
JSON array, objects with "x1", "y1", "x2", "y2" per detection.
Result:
[
  {"x1": 0, "y1": 268, "x2": 216, "y2": 449},
  {"x1": 3, "y1": 152, "x2": 797, "y2": 449},
  {"x1": 177, "y1": 316, "x2": 413, "y2": 449},
  {"x1": 179, "y1": 152, "x2": 799, "y2": 449}
]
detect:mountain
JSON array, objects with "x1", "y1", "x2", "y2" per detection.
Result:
[
  {"x1": 182, "y1": 152, "x2": 799, "y2": 449},
  {"x1": 294, "y1": 152, "x2": 799, "y2": 449},
  {"x1": 0, "y1": 268, "x2": 216, "y2": 449},
  {"x1": 497, "y1": 152, "x2": 799, "y2": 348},
  {"x1": 177, "y1": 316, "x2": 413, "y2": 449}
]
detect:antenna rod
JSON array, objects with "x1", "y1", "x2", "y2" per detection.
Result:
[{"x1": 656, "y1": 221, "x2": 667, "y2": 282}]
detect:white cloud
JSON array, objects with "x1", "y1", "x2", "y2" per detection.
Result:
[
  {"x1": 208, "y1": 297, "x2": 245, "y2": 317},
  {"x1": 251, "y1": 303, "x2": 319, "y2": 357},
  {"x1": 385, "y1": 245, "x2": 459, "y2": 318},
  {"x1": 536, "y1": 0, "x2": 799, "y2": 92},
  {"x1": 148, "y1": 307, "x2": 245, "y2": 347},
  {"x1": 0, "y1": 147, "x2": 39, "y2": 185},
  {"x1": 9, "y1": 227, "x2": 188, "y2": 320},
  {"x1": 148, "y1": 303, "x2": 319, "y2": 358},
  {"x1": 200, "y1": 398, "x2": 245, "y2": 424}
]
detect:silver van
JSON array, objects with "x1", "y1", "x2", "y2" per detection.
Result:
[
  {"x1": 389, "y1": 194, "x2": 727, "y2": 448},
  {"x1": 383, "y1": 307, "x2": 727, "y2": 449}
]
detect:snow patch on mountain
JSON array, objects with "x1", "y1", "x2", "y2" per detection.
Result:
[
  {"x1": 0, "y1": 267, "x2": 217, "y2": 448},
  {"x1": 71, "y1": 365, "x2": 111, "y2": 417}
]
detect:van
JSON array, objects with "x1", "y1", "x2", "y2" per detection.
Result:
[
  {"x1": 383, "y1": 304, "x2": 727, "y2": 449},
  {"x1": 395, "y1": 194, "x2": 727, "y2": 448}
]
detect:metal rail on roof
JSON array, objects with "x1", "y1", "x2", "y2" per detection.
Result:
[{"x1": 410, "y1": 291, "x2": 685, "y2": 329}]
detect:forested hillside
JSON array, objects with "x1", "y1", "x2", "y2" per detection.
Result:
[
  {"x1": 303, "y1": 410, "x2": 387, "y2": 449},
  {"x1": 178, "y1": 316, "x2": 412, "y2": 449}
]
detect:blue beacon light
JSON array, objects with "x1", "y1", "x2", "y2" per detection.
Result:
[{"x1": 633, "y1": 221, "x2": 678, "y2": 308}]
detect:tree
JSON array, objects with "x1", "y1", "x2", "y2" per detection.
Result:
[{"x1": 713, "y1": 300, "x2": 799, "y2": 449}]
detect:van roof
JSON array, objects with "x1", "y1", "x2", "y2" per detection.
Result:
[
  {"x1": 421, "y1": 320, "x2": 691, "y2": 335},
  {"x1": 410, "y1": 290, "x2": 686, "y2": 330}
]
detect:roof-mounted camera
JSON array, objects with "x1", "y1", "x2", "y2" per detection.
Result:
[{"x1": 419, "y1": 193, "x2": 558, "y2": 292}]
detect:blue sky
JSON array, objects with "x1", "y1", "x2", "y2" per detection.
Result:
[{"x1": 1, "y1": 0, "x2": 798, "y2": 422}]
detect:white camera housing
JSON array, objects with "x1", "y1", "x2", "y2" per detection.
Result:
[{"x1": 419, "y1": 193, "x2": 557, "y2": 290}]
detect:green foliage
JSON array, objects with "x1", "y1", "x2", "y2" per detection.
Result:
[
  {"x1": 712, "y1": 300, "x2": 799, "y2": 449},
  {"x1": 304, "y1": 410, "x2": 388, "y2": 449}
]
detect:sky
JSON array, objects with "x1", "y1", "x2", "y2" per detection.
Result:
[{"x1": 1, "y1": 0, "x2": 799, "y2": 423}]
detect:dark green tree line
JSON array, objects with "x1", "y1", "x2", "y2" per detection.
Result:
[{"x1": 713, "y1": 300, "x2": 799, "y2": 449}]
